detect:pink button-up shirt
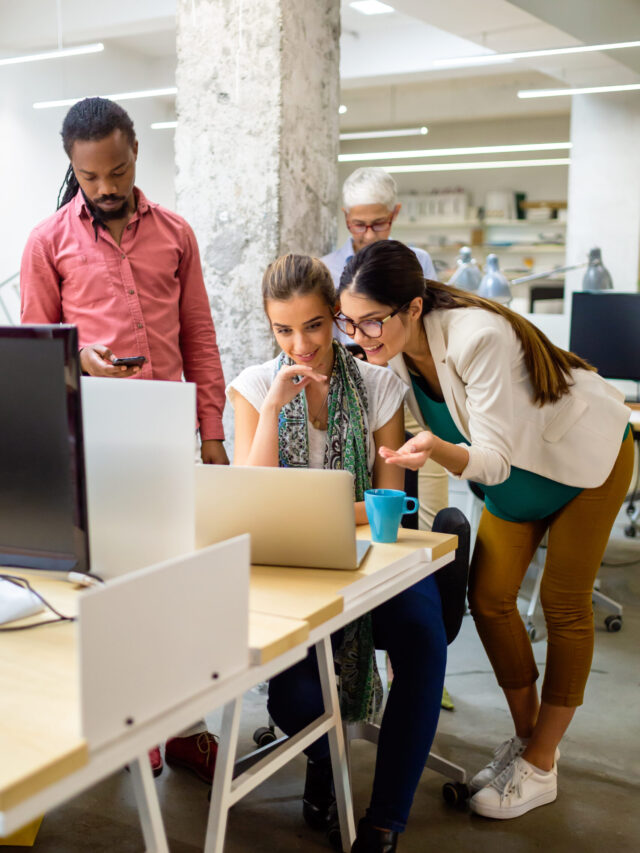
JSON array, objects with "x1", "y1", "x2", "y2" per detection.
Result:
[{"x1": 20, "y1": 188, "x2": 225, "y2": 440}]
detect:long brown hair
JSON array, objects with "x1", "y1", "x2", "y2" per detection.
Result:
[
  {"x1": 262, "y1": 254, "x2": 336, "y2": 312},
  {"x1": 339, "y1": 240, "x2": 595, "y2": 406}
]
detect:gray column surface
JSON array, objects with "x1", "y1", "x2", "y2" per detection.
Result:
[{"x1": 175, "y1": 0, "x2": 341, "y2": 445}]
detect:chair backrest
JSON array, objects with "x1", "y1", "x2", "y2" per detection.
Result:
[
  {"x1": 431, "y1": 507, "x2": 470, "y2": 645},
  {"x1": 382, "y1": 436, "x2": 470, "y2": 642},
  {"x1": 401, "y1": 431, "x2": 419, "y2": 531}
]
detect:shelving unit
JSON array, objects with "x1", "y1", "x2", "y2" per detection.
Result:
[
  {"x1": 392, "y1": 218, "x2": 567, "y2": 275},
  {"x1": 391, "y1": 218, "x2": 567, "y2": 315}
]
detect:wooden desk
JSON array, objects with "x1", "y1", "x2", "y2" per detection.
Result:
[
  {"x1": 249, "y1": 612, "x2": 309, "y2": 665},
  {"x1": 251, "y1": 526, "x2": 457, "y2": 621},
  {"x1": 0, "y1": 572, "x2": 309, "y2": 847},
  {"x1": 0, "y1": 575, "x2": 86, "y2": 814},
  {"x1": 2, "y1": 529, "x2": 457, "y2": 852}
]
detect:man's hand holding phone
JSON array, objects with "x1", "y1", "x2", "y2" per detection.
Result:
[{"x1": 80, "y1": 345, "x2": 145, "y2": 378}]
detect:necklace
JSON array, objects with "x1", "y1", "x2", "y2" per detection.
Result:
[{"x1": 308, "y1": 386, "x2": 330, "y2": 430}]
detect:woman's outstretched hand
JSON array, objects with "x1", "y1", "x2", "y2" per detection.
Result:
[
  {"x1": 264, "y1": 364, "x2": 328, "y2": 412},
  {"x1": 379, "y1": 430, "x2": 436, "y2": 471}
]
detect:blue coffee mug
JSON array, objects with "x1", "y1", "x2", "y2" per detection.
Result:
[{"x1": 364, "y1": 489, "x2": 419, "y2": 543}]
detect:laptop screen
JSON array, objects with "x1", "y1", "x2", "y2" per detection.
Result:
[{"x1": 0, "y1": 325, "x2": 90, "y2": 572}]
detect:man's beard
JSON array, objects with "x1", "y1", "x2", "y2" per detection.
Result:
[{"x1": 82, "y1": 189, "x2": 129, "y2": 223}]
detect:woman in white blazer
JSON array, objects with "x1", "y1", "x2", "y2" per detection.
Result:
[{"x1": 336, "y1": 240, "x2": 633, "y2": 821}]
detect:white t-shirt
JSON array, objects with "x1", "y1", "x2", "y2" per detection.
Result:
[{"x1": 227, "y1": 356, "x2": 407, "y2": 471}]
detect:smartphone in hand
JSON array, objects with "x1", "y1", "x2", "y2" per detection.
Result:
[{"x1": 112, "y1": 356, "x2": 146, "y2": 367}]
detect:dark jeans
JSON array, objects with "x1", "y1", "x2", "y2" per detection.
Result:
[{"x1": 267, "y1": 573, "x2": 447, "y2": 833}]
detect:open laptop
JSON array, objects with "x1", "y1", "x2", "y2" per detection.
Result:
[{"x1": 195, "y1": 466, "x2": 371, "y2": 570}]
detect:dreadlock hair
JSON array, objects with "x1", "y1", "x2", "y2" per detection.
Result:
[
  {"x1": 339, "y1": 240, "x2": 596, "y2": 407},
  {"x1": 57, "y1": 97, "x2": 136, "y2": 210}
]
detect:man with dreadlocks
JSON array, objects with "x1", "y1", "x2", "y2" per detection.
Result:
[
  {"x1": 20, "y1": 97, "x2": 226, "y2": 782},
  {"x1": 20, "y1": 96, "x2": 228, "y2": 468}
]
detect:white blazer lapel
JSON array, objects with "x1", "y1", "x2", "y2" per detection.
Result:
[{"x1": 424, "y1": 312, "x2": 471, "y2": 441}]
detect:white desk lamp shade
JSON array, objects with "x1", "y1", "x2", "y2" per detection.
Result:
[
  {"x1": 448, "y1": 246, "x2": 482, "y2": 291},
  {"x1": 582, "y1": 247, "x2": 613, "y2": 290},
  {"x1": 478, "y1": 253, "x2": 512, "y2": 304}
]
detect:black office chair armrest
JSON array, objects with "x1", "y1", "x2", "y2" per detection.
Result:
[{"x1": 401, "y1": 431, "x2": 419, "y2": 530}]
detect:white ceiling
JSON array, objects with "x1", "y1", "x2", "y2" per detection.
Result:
[{"x1": 1, "y1": 0, "x2": 638, "y2": 126}]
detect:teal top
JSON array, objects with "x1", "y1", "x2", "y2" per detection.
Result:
[{"x1": 410, "y1": 374, "x2": 583, "y2": 523}]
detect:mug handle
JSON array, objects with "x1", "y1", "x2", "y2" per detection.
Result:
[{"x1": 403, "y1": 497, "x2": 419, "y2": 515}]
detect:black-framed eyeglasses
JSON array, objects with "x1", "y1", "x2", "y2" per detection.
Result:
[{"x1": 334, "y1": 303, "x2": 409, "y2": 339}]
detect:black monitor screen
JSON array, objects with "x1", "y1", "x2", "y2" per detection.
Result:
[
  {"x1": 0, "y1": 325, "x2": 89, "y2": 572},
  {"x1": 569, "y1": 292, "x2": 640, "y2": 382}
]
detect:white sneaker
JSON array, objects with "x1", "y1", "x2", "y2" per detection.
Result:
[
  {"x1": 469, "y1": 756, "x2": 558, "y2": 819},
  {"x1": 469, "y1": 736, "x2": 528, "y2": 794}
]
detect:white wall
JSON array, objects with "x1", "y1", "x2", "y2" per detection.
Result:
[
  {"x1": 565, "y1": 92, "x2": 640, "y2": 296},
  {"x1": 0, "y1": 46, "x2": 176, "y2": 283}
]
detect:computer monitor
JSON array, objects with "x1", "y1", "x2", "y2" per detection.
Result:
[
  {"x1": 569, "y1": 292, "x2": 640, "y2": 382},
  {"x1": 0, "y1": 325, "x2": 90, "y2": 573}
]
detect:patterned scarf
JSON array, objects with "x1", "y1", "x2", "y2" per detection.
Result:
[{"x1": 275, "y1": 341, "x2": 383, "y2": 721}]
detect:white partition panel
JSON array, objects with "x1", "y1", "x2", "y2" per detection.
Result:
[
  {"x1": 79, "y1": 535, "x2": 250, "y2": 749},
  {"x1": 81, "y1": 378, "x2": 196, "y2": 581}
]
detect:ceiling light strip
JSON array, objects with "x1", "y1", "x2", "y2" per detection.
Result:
[
  {"x1": 518, "y1": 82, "x2": 640, "y2": 99},
  {"x1": 0, "y1": 42, "x2": 104, "y2": 67},
  {"x1": 340, "y1": 127, "x2": 428, "y2": 140},
  {"x1": 34, "y1": 86, "x2": 177, "y2": 110},
  {"x1": 339, "y1": 142, "x2": 571, "y2": 162},
  {"x1": 385, "y1": 158, "x2": 570, "y2": 174},
  {"x1": 350, "y1": 1, "x2": 395, "y2": 14},
  {"x1": 151, "y1": 121, "x2": 178, "y2": 130},
  {"x1": 434, "y1": 40, "x2": 640, "y2": 67}
]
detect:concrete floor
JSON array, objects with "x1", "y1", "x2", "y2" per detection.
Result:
[{"x1": 12, "y1": 514, "x2": 640, "y2": 853}]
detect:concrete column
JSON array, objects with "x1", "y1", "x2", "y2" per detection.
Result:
[
  {"x1": 175, "y1": 0, "x2": 340, "y2": 442},
  {"x1": 565, "y1": 93, "x2": 640, "y2": 299}
]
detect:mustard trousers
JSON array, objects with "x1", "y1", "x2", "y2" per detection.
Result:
[{"x1": 468, "y1": 430, "x2": 634, "y2": 707}]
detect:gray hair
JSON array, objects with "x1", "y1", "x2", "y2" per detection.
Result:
[{"x1": 342, "y1": 167, "x2": 398, "y2": 211}]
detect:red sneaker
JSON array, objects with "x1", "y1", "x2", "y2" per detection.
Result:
[
  {"x1": 165, "y1": 732, "x2": 218, "y2": 784},
  {"x1": 149, "y1": 746, "x2": 163, "y2": 777}
]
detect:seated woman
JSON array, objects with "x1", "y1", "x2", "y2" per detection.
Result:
[{"x1": 227, "y1": 254, "x2": 448, "y2": 853}]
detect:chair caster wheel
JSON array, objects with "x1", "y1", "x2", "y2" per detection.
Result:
[
  {"x1": 527, "y1": 623, "x2": 537, "y2": 641},
  {"x1": 442, "y1": 781, "x2": 469, "y2": 808},
  {"x1": 605, "y1": 614, "x2": 622, "y2": 632},
  {"x1": 253, "y1": 726, "x2": 276, "y2": 747},
  {"x1": 327, "y1": 823, "x2": 343, "y2": 851}
]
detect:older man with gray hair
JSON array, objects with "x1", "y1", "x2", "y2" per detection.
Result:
[
  {"x1": 321, "y1": 166, "x2": 436, "y2": 288},
  {"x1": 322, "y1": 167, "x2": 448, "y2": 536}
]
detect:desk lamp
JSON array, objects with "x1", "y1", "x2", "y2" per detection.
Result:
[
  {"x1": 582, "y1": 248, "x2": 613, "y2": 290},
  {"x1": 448, "y1": 246, "x2": 482, "y2": 291},
  {"x1": 477, "y1": 254, "x2": 512, "y2": 303},
  {"x1": 510, "y1": 247, "x2": 613, "y2": 290}
]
